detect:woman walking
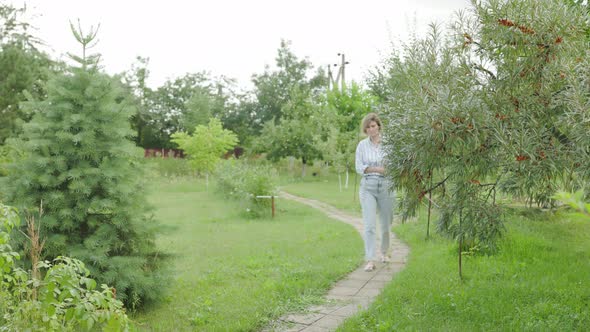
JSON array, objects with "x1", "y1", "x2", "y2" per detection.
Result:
[{"x1": 355, "y1": 112, "x2": 394, "y2": 272}]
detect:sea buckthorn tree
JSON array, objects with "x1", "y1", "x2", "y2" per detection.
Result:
[{"x1": 375, "y1": 0, "x2": 589, "y2": 277}]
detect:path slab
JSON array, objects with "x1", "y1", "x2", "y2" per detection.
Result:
[
  {"x1": 284, "y1": 313, "x2": 324, "y2": 325},
  {"x1": 364, "y1": 280, "x2": 389, "y2": 289},
  {"x1": 328, "y1": 286, "x2": 359, "y2": 297},
  {"x1": 330, "y1": 304, "x2": 362, "y2": 317},
  {"x1": 300, "y1": 326, "x2": 330, "y2": 332},
  {"x1": 313, "y1": 315, "x2": 346, "y2": 329},
  {"x1": 334, "y1": 279, "x2": 367, "y2": 288}
]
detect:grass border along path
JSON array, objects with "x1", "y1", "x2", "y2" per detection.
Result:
[{"x1": 263, "y1": 191, "x2": 409, "y2": 331}]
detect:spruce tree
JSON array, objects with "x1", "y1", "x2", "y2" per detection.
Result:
[{"x1": 4, "y1": 23, "x2": 164, "y2": 308}]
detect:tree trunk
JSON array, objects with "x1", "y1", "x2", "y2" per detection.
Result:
[
  {"x1": 345, "y1": 170, "x2": 349, "y2": 189},
  {"x1": 427, "y1": 191, "x2": 432, "y2": 239},
  {"x1": 426, "y1": 173, "x2": 433, "y2": 239},
  {"x1": 301, "y1": 158, "x2": 306, "y2": 177},
  {"x1": 459, "y1": 208, "x2": 463, "y2": 280},
  {"x1": 459, "y1": 238, "x2": 463, "y2": 280},
  {"x1": 338, "y1": 173, "x2": 342, "y2": 192}
]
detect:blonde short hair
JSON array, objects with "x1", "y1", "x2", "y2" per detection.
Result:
[{"x1": 361, "y1": 112, "x2": 382, "y2": 134}]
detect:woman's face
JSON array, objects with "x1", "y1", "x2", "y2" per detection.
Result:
[{"x1": 366, "y1": 121, "x2": 380, "y2": 138}]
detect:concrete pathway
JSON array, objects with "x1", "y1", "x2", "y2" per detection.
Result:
[{"x1": 262, "y1": 191, "x2": 410, "y2": 332}]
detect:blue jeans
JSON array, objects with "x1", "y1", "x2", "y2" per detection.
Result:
[{"x1": 359, "y1": 175, "x2": 394, "y2": 261}]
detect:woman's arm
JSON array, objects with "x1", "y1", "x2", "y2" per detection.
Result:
[{"x1": 355, "y1": 142, "x2": 368, "y2": 175}]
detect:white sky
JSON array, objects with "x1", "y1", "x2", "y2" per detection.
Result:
[{"x1": 8, "y1": 0, "x2": 471, "y2": 89}]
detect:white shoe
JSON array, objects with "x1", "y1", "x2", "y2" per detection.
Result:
[
  {"x1": 364, "y1": 261, "x2": 376, "y2": 272},
  {"x1": 380, "y1": 254, "x2": 391, "y2": 263}
]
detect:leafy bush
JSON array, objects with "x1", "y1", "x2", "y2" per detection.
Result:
[
  {"x1": 215, "y1": 159, "x2": 278, "y2": 217},
  {"x1": 0, "y1": 146, "x2": 9, "y2": 177},
  {"x1": 554, "y1": 190, "x2": 590, "y2": 220},
  {"x1": 0, "y1": 203, "x2": 131, "y2": 331}
]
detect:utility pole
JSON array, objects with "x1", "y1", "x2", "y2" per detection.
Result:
[
  {"x1": 328, "y1": 53, "x2": 349, "y2": 92},
  {"x1": 339, "y1": 53, "x2": 348, "y2": 92},
  {"x1": 327, "y1": 53, "x2": 356, "y2": 201}
]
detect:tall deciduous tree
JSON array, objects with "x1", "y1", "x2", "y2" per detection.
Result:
[
  {"x1": 136, "y1": 72, "x2": 235, "y2": 149},
  {"x1": 145, "y1": 72, "x2": 210, "y2": 148},
  {"x1": 122, "y1": 56, "x2": 154, "y2": 148},
  {"x1": 255, "y1": 87, "x2": 324, "y2": 177},
  {"x1": 3, "y1": 23, "x2": 164, "y2": 308},
  {"x1": 219, "y1": 93, "x2": 259, "y2": 147},
  {"x1": 0, "y1": 3, "x2": 53, "y2": 144},
  {"x1": 251, "y1": 39, "x2": 327, "y2": 133}
]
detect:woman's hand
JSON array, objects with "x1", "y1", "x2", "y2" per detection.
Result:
[{"x1": 365, "y1": 166, "x2": 385, "y2": 174}]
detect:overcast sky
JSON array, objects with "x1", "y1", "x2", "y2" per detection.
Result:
[{"x1": 8, "y1": 0, "x2": 471, "y2": 89}]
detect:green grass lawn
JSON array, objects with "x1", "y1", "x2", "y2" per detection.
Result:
[
  {"x1": 338, "y1": 209, "x2": 590, "y2": 331},
  {"x1": 280, "y1": 171, "x2": 362, "y2": 215},
  {"x1": 131, "y1": 177, "x2": 363, "y2": 331},
  {"x1": 133, "y1": 161, "x2": 590, "y2": 331}
]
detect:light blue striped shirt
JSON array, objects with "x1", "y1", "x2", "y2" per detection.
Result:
[{"x1": 355, "y1": 137, "x2": 385, "y2": 176}]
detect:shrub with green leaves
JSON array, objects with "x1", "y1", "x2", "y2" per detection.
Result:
[
  {"x1": 0, "y1": 203, "x2": 131, "y2": 331},
  {"x1": 554, "y1": 190, "x2": 590, "y2": 220},
  {"x1": 215, "y1": 159, "x2": 278, "y2": 217},
  {"x1": 0, "y1": 146, "x2": 8, "y2": 177}
]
